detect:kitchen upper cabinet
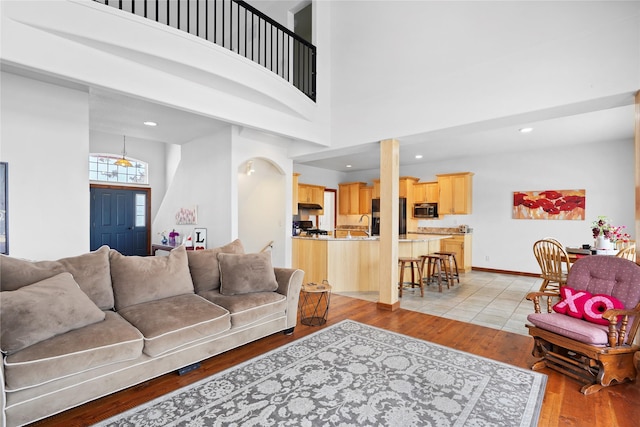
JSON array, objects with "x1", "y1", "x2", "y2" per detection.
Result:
[
  {"x1": 372, "y1": 177, "x2": 419, "y2": 200},
  {"x1": 298, "y1": 183, "x2": 325, "y2": 212},
  {"x1": 339, "y1": 182, "x2": 366, "y2": 215},
  {"x1": 399, "y1": 177, "x2": 418, "y2": 200},
  {"x1": 437, "y1": 172, "x2": 473, "y2": 215},
  {"x1": 400, "y1": 177, "x2": 419, "y2": 230},
  {"x1": 359, "y1": 186, "x2": 373, "y2": 214},
  {"x1": 440, "y1": 234, "x2": 472, "y2": 273},
  {"x1": 292, "y1": 173, "x2": 300, "y2": 215},
  {"x1": 414, "y1": 181, "x2": 439, "y2": 203}
]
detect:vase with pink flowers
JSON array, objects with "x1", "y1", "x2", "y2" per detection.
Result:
[{"x1": 591, "y1": 216, "x2": 630, "y2": 253}]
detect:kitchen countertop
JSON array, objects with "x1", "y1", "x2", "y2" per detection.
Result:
[
  {"x1": 416, "y1": 227, "x2": 473, "y2": 235},
  {"x1": 292, "y1": 233, "x2": 451, "y2": 242}
]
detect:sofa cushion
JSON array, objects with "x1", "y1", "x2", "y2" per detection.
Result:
[
  {"x1": 187, "y1": 239, "x2": 245, "y2": 293},
  {"x1": 117, "y1": 294, "x2": 230, "y2": 357},
  {"x1": 199, "y1": 289, "x2": 287, "y2": 328},
  {"x1": 527, "y1": 312, "x2": 610, "y2": 346},
  {"x1": 3, "y1": 311, "x2": 143, "y2": 391},
  {"x1": 110, "y1": 245, "x2": 195, "y2": 310},
  {"x1": 218, "y1": 252, "x2": 278, "y2": 296},
  {"x1": 0, "y1": 245, "x2": 113, "y2": 309},
  {"x1": 1, "y1": 272, "x2": 106, "y2": 355}
]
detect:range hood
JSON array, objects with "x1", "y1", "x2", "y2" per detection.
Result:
[{"x1": 298, "y1": 202, "x2": 323, "y2": 210}]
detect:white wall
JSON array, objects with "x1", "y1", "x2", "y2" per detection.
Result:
[
  {"x1": 89, "y1": 130, "x2": 167, "y2": 220},
  {"x1": 238, "y1": 158, "x2": 285, "y2": 262},
  {"x1": 152, "y1": 129, "x2": 234, "y2": 248},
  {"x1": 0, "y1": 72, "x2": 90, "y2": 259},
  {"x1": 293, "y1": 164, "x2": 346, "y2": 190},
  {"x1": 233, "y1": 127, "x2": 297, "y2": 267},
  {"x1": 327, "y1": 1, "x2": 640, "y2": 148},
  {"x1": 341, "y1": 138, "x2": 634, "y2": 274}
]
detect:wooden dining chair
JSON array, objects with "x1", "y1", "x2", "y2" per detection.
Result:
[
  {"x1": 532, "y1": 238, "x2": 571, "y2": 293},
  {"x1": 616, "y1": 243, "x2": 636, "y2": 262}
]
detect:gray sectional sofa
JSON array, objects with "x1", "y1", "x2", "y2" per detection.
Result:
[{"x1": 0, "y1": 240, "x2": 304, "y2": 427}]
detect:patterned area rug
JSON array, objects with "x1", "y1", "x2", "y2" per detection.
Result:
[{"x1": 96, "y1": 320, "x2": 546, "y2": 426}]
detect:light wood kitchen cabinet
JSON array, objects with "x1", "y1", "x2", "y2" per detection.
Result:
[
  {"x1": 292, "y1": 173, "x2": 300, "y2": 215},
  {"x1": 399, "y1": 177, "x2": 419, "y2": 200},
  {"x1": 440, "y1": 234, "x2": 472, "y2": 273},
  {"x1": 334, "y1": 230, "x2": 369, "y2": 238},
  {"x1": 400, "y1": 177, "x2": 419, "y2": 231},
  {"x1": 338, "y1": 182, "x2": 366, "y2": 215},
  {"x1": 298, "y1": 182, "x2": 325, "y2": 213},
  {"x1": 372, "y1": 179, "x2": 380, "y2": 199},
  {"x1": 359, "y1": 186, "x2": 373, "y2": 214},
  {"x1": 292, "y1": 238, "x2": 328, "y2": 285},
  {"x1": 414, "y1": 181, "x2": 439, "y2": 203},
  {"x1": 292, "y1": 236, "x2": 448, "y2": 292},
  {"x1": 437, "y1": 172, "x2": 473, "y2": 215}
]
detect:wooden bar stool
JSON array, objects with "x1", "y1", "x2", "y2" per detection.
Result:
[
  {"x1": 398, "y1": 257, "x2": 424, "y2": 297},
  {"x1": 433, "y1": 251, "x2": 460, "y2": 286},
  {"x1": 420, "y1": 254, "x2": 449, "y2": 292}
]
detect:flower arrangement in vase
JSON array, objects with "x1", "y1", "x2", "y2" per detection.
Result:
[
  {"x1": 168, "y1": 229, "x2": 180, "y2": 246},
  {"x1": 591, "y1": 216, "x2": 630, "y2": 253}
]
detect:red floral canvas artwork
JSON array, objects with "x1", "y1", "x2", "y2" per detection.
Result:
[{"x1": 513, "y1": 189, "x2": 585, "y2": 220}]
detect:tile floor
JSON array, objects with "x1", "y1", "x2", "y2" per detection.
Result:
[{"x1": 336, "y1": 270, "x2": 542, "y2": 336}]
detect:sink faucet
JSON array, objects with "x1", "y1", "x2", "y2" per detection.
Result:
[{"x1": 359, "y1": 214, "x2": 371, "y2": 237}]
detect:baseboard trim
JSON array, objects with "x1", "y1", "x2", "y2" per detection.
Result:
[
  {"x1": 471, "y1": 267, "x2": 539, "y2": 278},
  {"x1": 376, "y1": 301, "x2": 401, "y2": 311}
]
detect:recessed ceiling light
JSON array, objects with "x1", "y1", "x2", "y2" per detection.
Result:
[
  {"x1": 519, "y1": 127, "x2": 533, "y2": 133},
  {"x1": 143, "y1": 121, "x2": 157, "y2": 127},
  {"x1": 415, "y1": 154, "x2": 423, "y2": 159},
  {"x1": 346, "y1": 164, "x2": 352, "y2": 168}
]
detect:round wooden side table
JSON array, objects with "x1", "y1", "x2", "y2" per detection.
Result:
[{"x1": 299, "y1": 280, "x2": 332, "y2": 326}]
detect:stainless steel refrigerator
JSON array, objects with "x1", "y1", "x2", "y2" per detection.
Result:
[{"x1": 371, "y1": 198, "x2": 407, "y2": 237}]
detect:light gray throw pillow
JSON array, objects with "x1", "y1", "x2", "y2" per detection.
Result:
[
  {"x1": 187, "y1": 239, "x2": 245, "y2": 293},
  {"x1": 110, "y1": 245, "x2": 194, "y2": 310},
  {"x1": 0, "y1": 246, "x2": 113, "y2": 309},
  {"x1": 218, "y1": 252, "x2": 278, "y2": 296},
  {"x1": 0, "y1": 272, "x2": 106, "y2": 355}
]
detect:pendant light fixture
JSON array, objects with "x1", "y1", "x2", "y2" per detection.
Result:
[{"x1": 114, "y1": 135, "x2": 133, "y2": 168}]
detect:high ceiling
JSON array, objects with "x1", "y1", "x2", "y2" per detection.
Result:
[{"x1": 89, "y1": 88, "x2": 636, "y2": 173}]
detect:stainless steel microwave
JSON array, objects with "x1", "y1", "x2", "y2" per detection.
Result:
[{"x1": 414, "y1": 203, "x2": 438, "y2": 218}]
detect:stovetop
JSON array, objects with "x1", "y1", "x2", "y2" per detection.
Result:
[{"x1": 305, "y1": 228, "x2": 328, "y2": 235}]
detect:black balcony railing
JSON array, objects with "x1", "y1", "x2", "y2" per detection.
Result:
[{"x1": 93, "y1": 0, "x2": 316, "y2": 101}]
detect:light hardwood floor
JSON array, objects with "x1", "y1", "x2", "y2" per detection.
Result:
[{"x1": 30, "y1": 294, "x2": 640, "y2": 427}]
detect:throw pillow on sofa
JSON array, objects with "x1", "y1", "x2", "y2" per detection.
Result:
[
  {"x1": 0, "y1": 245, "x2": 113, "y2": 309},
  {"x1": 0, "y1": 272, "x2": 106, "y2": 355},
  {"x1": 218, "y1": 252, "x2": 278, "y2": 296},
  {"x1": 187, "y1": 239, "x2": 245, "y2": 293},
  {"x1": 110, "y1": 245, "x2": 195, "y2": 310}
]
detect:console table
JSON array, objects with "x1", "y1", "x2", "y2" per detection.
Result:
[{"x1": 151, "y1": 244, "x2": 194, "y2": 255}]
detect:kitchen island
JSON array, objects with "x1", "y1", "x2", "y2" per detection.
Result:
[{"x1": 292, "y1": 234, "x2": 451, "y2": 292}]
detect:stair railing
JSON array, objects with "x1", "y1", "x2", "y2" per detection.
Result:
[{"x1": 93, "y1": 0, "x2": 316, "y2": 101}]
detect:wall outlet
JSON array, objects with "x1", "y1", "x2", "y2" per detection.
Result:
[{"x1": 485, "y1": 256, "x2": 490, "y2": 261}]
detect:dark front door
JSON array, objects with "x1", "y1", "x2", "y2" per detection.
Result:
[{"x1": 90, "y1": 186, "x2": 150, "y2": 256}]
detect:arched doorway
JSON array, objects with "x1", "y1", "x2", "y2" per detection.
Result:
[{"x1": 237, "y1": 158, "x2": 286, "y2": 266}]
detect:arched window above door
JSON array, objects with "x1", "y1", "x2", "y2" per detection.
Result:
[{"x1": 89, "y1": 154, "x2": 148, "y2": 185}]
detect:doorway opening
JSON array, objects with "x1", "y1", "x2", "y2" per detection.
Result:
[{"x1": 317, "y1": 189, "x2": 336, "y2": 235}]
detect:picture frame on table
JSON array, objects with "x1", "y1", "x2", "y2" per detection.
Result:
[
  {"x1": 1, "y1": 162, "x2": 8, "y2": 255},
  {"x1": 194, "y1": 228, "x2": 207, "y2": 250}
]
